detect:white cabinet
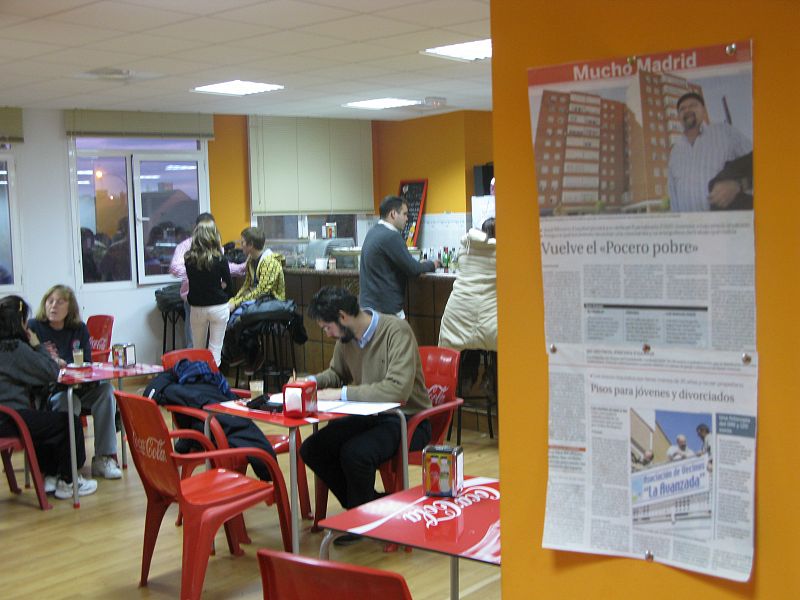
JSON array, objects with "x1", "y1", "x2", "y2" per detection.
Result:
[{"x1": 249, "y1": 116, "x2": 373, "y2": 214}]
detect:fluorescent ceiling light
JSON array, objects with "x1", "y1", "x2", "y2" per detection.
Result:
[
  {"x1": 0, "y1": 170, "x2": 8, "y2": 175},
  {"x1": 0, "y1": 181, "x2": 7, "y2": 185},
  {"x1": 139, "y1": 175, "x2": 160, "y2": 180},
  {"x1": 77, "y1": 180, "x2": 91, "y2": 185},
  {"x1": 192, "y1": 79, "x2": 283, "y2": 96},
  {"x1": 76, "y1": 170, "x2": 93, "y2": 175},
  {"x1": 344, "y1": 98, "x2": 421, "y2": 110},
  {"x1": 165, "y1": 164, "x2": 197, "y2": 171},
  {"x1": 422, "y1": 38, "x2": 492, "y2": 62}
]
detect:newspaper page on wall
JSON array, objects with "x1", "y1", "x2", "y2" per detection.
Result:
[{"x1": 529, "y1": 41, "x2": 757, "y2": 581}]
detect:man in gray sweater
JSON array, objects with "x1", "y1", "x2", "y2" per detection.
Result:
[
  {"x1": 300, "y1": 287, "x2": 432, "y2": 544},
  {"x1": 359, "y1": 195, "x2": 438, "y2": 317}
]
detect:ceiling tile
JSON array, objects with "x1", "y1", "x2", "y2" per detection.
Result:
[
  {"x1": 48, "y1": 1, "x2": 195, "y2": 32},
  {"x1": 376, "y1": 0, "x2": 489, "y2": 27},
  {"x1": 0, "y1": 0, "x2": 96, "y2": 18},
  {"x1": 229, "y1": 30, "x2": 345, "y2": 53},
  {"x1": 443, "y1": 19, "x2": 491, "y2": 38},
  {"x1": 220, "y1": 0, "x2": 356, "y2": 28},
  {"x1": 81, "y1": 33, "x2": 208, "y2": 56},
  {"x1": 298, "y1": 42, "x2": 405, "y2": 63},
  {"x1": 0, "y1": 38, "x2": 63, "y2": 60},
  {"x1": 33, "y1": 47, "x2": 148, "y2": 69},
  {"x1": 168, "y1": 43, "x2": 278, "y2": 66},
  {"x1": 119, "y1": 0, "x2": 262, "y2": 16},
  {"x1": 1, "y1": 18, "x2": 124, "y2": 45},
  {"x1": 372, "y1": 28, "x2": 475, "y2": 52},
  {"x1": 148, "y1": 16, "x2": 267, "y2": 43},
  {"x1": 297, "y1": 14, "x2": 423, "y2": 42}
]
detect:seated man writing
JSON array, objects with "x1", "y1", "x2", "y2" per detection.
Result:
[{"x1": 300, "y1": 286, "x2": 432, "y2": 545}]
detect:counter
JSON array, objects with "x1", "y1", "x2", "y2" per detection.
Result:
[{"x1": 284, "y1": 268, "x2": 455, "y2": 375}]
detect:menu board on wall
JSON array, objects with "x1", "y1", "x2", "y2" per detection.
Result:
[{"x1": 398, "y1": 179, "x2": 427, "y2": 247}]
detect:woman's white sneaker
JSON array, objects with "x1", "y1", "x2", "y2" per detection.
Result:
[
  {"x1": 44, "y1": 475, "x2": 58, "y2": 494},
  {"x1": 92, "y1": 455, "x2": 122, "y2": 479},
  {"x1": 54, "y1": 475, "x2": 98, "y2": 499}
]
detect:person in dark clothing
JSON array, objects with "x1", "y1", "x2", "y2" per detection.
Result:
[
  {"x1": 185, "y1": 221, "x2": 233, "y2": 366},
  {"x1": 0, "y1": 295, "x2": 96, "y2": 499},
  {"x1": 28, "y1": 284, "x2": 121, "y2": 480},
  {"x1": 359, "y1": 195, "x2": 438, "y2": 317}
]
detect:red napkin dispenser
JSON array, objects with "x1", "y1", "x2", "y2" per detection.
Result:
[{"x1": 282, "y1": 380, "x2": 317, "y2": 418}]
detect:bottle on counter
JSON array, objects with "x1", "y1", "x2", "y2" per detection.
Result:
[{"x1": 443, "y1": 246, "x2": 450, "y2": 273}]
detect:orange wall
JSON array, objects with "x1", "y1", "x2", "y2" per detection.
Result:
[
  {"x1": 373, "y1": 111, "x2": 492, "y2": 214},
  {"x1": 208, "y1": 114, "x2": 250, "y2": 244},
  {"x1": 493, "y1": 1, "x2": 800, "y2": 599},
  {"x1": 463, "y1": 111, "x2": 494, "y2": 201}
]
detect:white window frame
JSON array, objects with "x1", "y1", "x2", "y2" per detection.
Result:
[
  {"x1": 69, "y1": 139, "x2": 209, "y2": 288},
  {"x1": 0, "y1": 153, "x2": 22, "y2": 292},
  {"x1": 133, "y1": 151, "x2": 209, "y2": 286}
]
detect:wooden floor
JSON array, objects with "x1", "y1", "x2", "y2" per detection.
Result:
[{"x1": 0, "y1": 412, "x2": 500, "y2": 600}]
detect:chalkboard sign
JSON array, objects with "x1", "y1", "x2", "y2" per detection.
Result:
[{"x1": 398, "y1": 179, "x2": 427, "y2": 247}]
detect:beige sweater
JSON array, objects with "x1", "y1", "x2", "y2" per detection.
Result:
[{"x1": 315, "y1": 314, "x2": 431, "y2": 416}]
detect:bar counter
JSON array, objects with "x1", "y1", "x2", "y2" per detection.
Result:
[{"x1": 284, "y1": 267, "x2": 455, "y2": 375}]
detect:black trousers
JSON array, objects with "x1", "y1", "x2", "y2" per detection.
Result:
[
  {"x1": 0, "y1": 409, "x2": 86, "y2": 481},
  {"x1": 300, "y1": 413, "x2": 431, "y2": 509}
]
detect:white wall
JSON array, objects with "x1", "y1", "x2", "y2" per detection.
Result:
[{"x1": 16, "y1": 109, "x2": 174, "y2": 364}]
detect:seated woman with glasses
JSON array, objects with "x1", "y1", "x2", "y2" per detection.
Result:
[
  {"x1": 0, "y1": 295, "x2": 97, "y2": 499},
  {"x1": 27, "y1": 285, "x2": 122, "y2": 480}
]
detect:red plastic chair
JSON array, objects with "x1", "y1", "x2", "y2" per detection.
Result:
[
  {"x1": 161, "y1": 349, "x2": 311, "y2": 519},
  {"x1": 0, "y1": 405, "x2": 52, "y2": 511},
  {"x1": 115, "y1": 391, "x2": 292, "y2": 600},
  {"x1": 86, "y1": 315, "x2": 114, "y2": 362},
  {"x1": 311, "y1": 346, "x2": 463, "y2": 533},
  {"x1": 257, "y1": 548, "x2": 413, "y2": 600}
]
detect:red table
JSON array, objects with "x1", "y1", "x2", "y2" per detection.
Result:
[
  {"x1": 206, "y1": 399, "x2": 406, "y2": 554},
  {"x1": 319, "y1": 476, "x2": 500, "y2": 600},
  {"x1": 58, "y1": 362, "x2": 164, "y2": 507}
]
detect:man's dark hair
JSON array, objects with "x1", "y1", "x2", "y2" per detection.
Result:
[
  {"x1": 481, "y1": 217, "x2": 496, "y2": 239},
  {"x1": 697, "y1": 423, "x2": 710, "y2": 433},
  {"x1": 241, "y1": 226, "x2": 265, "y2": 250},
  {"x1": 676, "y1": 92, "x2": 705, "y2": 110},
  {"x1": 308, "y1": 286, "x2": 360, "y2": 322},
  {"x1": 0, "y1": 295, "x2": 30, "y2": 343},
  {"x1": 379, "y1": 195, "x2": 407, "y2": 219},
  {"x1": 196, "y1": 212, "x2": 215, "y2": 225}
]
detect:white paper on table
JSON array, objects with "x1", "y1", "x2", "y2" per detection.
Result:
[{"x1": 316, "y1": 400, "x2": 400, "y2": 415}]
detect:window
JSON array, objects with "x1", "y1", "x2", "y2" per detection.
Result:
[
  {"x1": 72, "y1": 138, "x2": 208, "y2": 286},
  {"x1": 0, "y1": 156, "x2": 20, "y2": 288}
]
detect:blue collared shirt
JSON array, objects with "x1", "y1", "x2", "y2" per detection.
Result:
[{"x1": 341, "y1": 310, "x2": 379, "y2": 400}]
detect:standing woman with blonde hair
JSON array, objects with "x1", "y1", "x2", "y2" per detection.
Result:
[{"x1": 185, "y1": 221, "x2": 232, "y2": 365}]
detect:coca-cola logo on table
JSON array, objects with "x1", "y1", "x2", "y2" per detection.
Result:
[
  {"x1": 402, "y1": 485, "x2": 500, "y2": 528},
  {"x1": 131, "y1": 431, "x2": 167, "y2": 463}
]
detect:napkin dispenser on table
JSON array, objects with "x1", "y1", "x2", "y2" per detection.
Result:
[
  {"x1": 422, "y1": 445, "x2": 464, "y2": 497},
  {"x1": 282, "y1": 380, "x2": 317, "y2": 418}
]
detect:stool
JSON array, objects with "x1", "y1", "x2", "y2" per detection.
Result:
[
  {"x1": 160, "y1": 304, "x2": 185, "y2": 354},
  {"x1": 448, "y1": 349, "x2": 497, "y2": 444},
  {"x1": 237, "y1": 317, "x2": 298, "y2": 390}
]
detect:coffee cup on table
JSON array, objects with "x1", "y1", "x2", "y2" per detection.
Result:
[{"x1": 249, "y1": 380, "x2": 264, "y2": 399}]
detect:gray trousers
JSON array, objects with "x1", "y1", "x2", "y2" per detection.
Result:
[{"x1": 50, "y1": 381, "x2": 117, "y2": 456}]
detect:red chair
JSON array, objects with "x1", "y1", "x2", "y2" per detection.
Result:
[
  {"x1": 115, "y1": 391, "x2": 291, "y2": 600},
  {"x1": 257, "y1": 548, "x2": 413, "y2": 600},
  {"x1": 86, "y1": 315, "x2": 114, "y2": 362},
  {"x1": 379, "y1": 346, "x2": 463, "y2": 494},
  {"x1": 161, "y1": 349, "x2": 312, "y2": 519},
  {"x1": 0, "y1": 406, "x2": 52, "y2": 511},
  {"x1": 312, "y1": 346, "x2": 463, "y2": 533}
]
